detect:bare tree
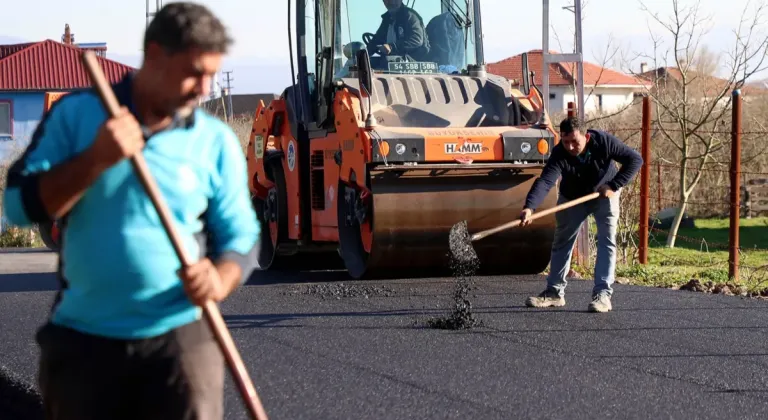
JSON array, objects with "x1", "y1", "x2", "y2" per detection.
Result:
[{"x1": 625, "y1": 0, "x2": 768, "y2": 248}]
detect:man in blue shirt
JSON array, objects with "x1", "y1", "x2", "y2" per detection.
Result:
[
  {"x1": 2, "y1": 3, "x2": 260, "y2": 418},
  {"x1": 520, "y1": 117, "x2": 643, "y2": 313}
]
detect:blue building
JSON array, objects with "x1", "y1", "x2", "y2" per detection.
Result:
[{"x1": 0, "y1": 35, "x2": 134, "y2": 162}]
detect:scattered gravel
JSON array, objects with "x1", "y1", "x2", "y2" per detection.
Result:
[
  {"x1": 427, "y1": 252, "x2": 483, "y2": 330},
  {"x1": 286, "y1": 283, "x2": 397, "y2": 299}
]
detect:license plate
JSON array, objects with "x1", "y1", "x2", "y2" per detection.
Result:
[{"x1": 387, "y1": 61, "x2": 439, "y2": 74}]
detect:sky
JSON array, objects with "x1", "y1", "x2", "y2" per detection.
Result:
[{"x1": 1, "y1": 0, "x2": 767, "y2": 95}]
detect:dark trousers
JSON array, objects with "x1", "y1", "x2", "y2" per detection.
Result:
[{"x1": 35, "y1": 319, "x2": 224, "y2": 420}]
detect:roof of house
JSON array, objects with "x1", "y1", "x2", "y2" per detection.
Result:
[
  {"x1": 638, "y1": 67, "x2": 768, "y2": 96},
  {"x1": 0, "y1": 39, "x2": 135, "y2": 91},
  {"x1": 201, "y1": 93, "x2": 280, "y2": 119},
  {"x1": 487, "y1": 49, "x2": 650, "y2": 88}
]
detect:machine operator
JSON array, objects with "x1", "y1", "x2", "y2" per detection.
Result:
[{"x1": 368, "y1": 0, "x2": 431, "y2": 64}]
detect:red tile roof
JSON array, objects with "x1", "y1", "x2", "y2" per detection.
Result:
[
  {"x1": 0, "y1": 43, "x2": 35, "y2": 60},
  {"x1": 487, "y1": 49, "x2": 650, "y2": 88},
  {"x1": 0, "y1": 39, "x2": 135, "y2": 91}
]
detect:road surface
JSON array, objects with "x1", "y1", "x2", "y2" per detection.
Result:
[{"x1": 2, "y1": 249, "x2": 768, "y2": 419}]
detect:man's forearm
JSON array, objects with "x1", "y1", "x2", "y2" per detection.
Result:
[
  {"x1": 38, "y1": 147, "x2": 110, "y2": 220},
  {"x1": 214, "y1": 259, "x2": 243, "y2": 301}
]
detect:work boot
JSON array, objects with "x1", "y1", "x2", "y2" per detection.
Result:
[
  {"x1": 588, "y1": 292, "x2": 612, "y2": 313},
  {"x1": 525, "y1": 289, "x2": 565, "y2": 308}
]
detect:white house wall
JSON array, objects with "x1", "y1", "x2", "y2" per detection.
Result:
[
  {"x1": 552, "y1": 86, "x2": 644, "y2": 116},
  {"x1": 547, "y1": 86, "x2": 570, "y2": 115}
]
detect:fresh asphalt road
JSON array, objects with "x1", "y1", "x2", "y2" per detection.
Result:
[{"x1": 2, "y1": 249, "x2": 768, "y2": 419}]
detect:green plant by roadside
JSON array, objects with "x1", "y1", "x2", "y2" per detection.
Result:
[
  {"x1": 573, "y1": 216, "x2": 768, "y2": 297},
  {"x1": 0, "y1": 226, "x2": 45, "y2": 248}
]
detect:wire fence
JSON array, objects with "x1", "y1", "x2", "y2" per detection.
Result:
[{"x1": 573, "y1": 93, "x2": 768, "y2": 290}]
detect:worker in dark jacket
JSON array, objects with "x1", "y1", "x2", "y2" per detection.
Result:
[
  {"x1": 520, "y1": 117, "x2": 643, "y2": 313},
  {"x1": 368, "y1": 0, "x2": 430, "y2": 62}
]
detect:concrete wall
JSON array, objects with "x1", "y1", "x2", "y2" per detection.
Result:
[{"x1": 0, "y1": 92, "x2": 45, "y2": 162}]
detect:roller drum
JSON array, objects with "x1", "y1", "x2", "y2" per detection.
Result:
[{"x1": 364, "y1": 164, "x2": 558, "y2": 276}]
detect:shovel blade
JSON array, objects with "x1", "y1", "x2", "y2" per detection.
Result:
[{"x1": 448, "y1": 220, "x2": 479, "y2": 265}]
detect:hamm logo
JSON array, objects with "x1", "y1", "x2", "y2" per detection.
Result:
[{"x1": 445, "y1": 142, "x2": 484, "y2": 154}]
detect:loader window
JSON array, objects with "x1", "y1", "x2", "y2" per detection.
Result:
[
  {"x1": 305, "y1": 0, "x2": 317, "y2": 77},
  {"x1": 334, "y1": 0, "x2": 479, "y2": 77}
]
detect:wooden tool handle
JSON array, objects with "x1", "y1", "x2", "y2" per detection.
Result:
[
  {"x1": 81, "y1": 51, "x2": 269, "y2": 420},
  {"x1": 470, "y1": 192, "x2": 601, "y2": 242}
]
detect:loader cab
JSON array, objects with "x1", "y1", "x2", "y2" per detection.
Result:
[{"x1": 293, "y1": 0, "x2": 485, "y2": 131}]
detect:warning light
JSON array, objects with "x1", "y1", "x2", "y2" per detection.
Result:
[
  {"x1": 378, "y1": 140, "x2": 390, "y2": 156},
  {"x1": 537, "y1": 139, "x2": 549, "y2": 155}
]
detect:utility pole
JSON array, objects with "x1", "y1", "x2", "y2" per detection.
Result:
[
  {"x1": 223, "y1": 70, "x2": 234, "y2": 121},
  {"x1": 542, "y1": 0, "x2": 589, "y2": 267},
  {"x1": 146, "y1": 0, "x2": 163, "y2": 30},
  {"x1": 209, "y1": 71, "x2": 218, "y2": 101},
  {"x1": 542, "y1": 0, "x2": 584, "y2": 120},
  {"x1": 143, "y1": 0, "x2": 163, "y2": 55}
]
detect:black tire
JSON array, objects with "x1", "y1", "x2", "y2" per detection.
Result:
[
  {"x1": 255, "y1": 160, "x2": 290, "y2": 270},
  {"x1": 254, "y1": 161, "x2": 343, "y2": 272},
  {"x1": 337, "y1": 182, "x2": 370, "y2": 279},
  {"x1": 253, "y1": 196, "x2": 277, "y2": 269}
]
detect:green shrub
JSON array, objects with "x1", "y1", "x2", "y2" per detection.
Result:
[{"x1": 0, "y1": 226, "x2": 44, "y2": 248}]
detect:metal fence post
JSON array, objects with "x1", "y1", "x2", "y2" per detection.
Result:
[
  {"x1": 639, "y1": 96, "x2": 651, "y2": 265},
  {"x1": 729, "y1": 89, "x2": 742, "y2": 281}
]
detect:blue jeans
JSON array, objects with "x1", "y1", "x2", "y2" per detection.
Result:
[{"x1": 545, "y1": 190, "x2": 621, "y2": 298}]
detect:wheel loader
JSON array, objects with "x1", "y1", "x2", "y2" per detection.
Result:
[{"x1": 246, "y1": 0, "x2": 560, "y2": 278}]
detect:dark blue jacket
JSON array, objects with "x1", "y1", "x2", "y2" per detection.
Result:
[
  {"x1": 368, "y1": 6, "x2": 430, "y2": 61},
  {"x1": 524, "y1": 129, "x2": 643, "y2": 211}
]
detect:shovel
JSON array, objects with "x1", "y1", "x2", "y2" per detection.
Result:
[
  {"x1": 449, "y1": 192, "x2": 601, "y2": 264},
  {"x1": 80, "y1": 51, "x2": 269, "y2": 420}
]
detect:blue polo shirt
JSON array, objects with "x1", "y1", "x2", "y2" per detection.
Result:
[{"x1": 2, "y1": 74, "x2": 261, "y2": 339}]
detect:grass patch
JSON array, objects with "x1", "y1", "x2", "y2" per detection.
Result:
[
  {"x1": 610, "y1": 217, "x2": 768, "y2": 296},
  {"x1": 656, "y1": 217, "x2": 768, "y2": 252}
]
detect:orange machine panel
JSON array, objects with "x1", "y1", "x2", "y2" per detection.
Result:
[
  {"x1": 43, "y1": 92, "x2": 68, "y2": 112},
  {"x1": 308, "y1": 136, "x2": 341, "y2": 242},
  {"x1": 247, "y1": 98, "x2": 303, "y2": 241},
  {"x1": 247, "y1": 100, "x2": 274, "y2": 198},
  {"x1": 421, "y1": 128, "x2": 505, "y2": 162},
  {"x1": 335, "y1": 89, "x2": 370, "y2": 192},
  {"x1": 333, "y1": 88, "x2": 373, "y2": 252}
]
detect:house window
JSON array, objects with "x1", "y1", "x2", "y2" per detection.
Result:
[
  {"x1": 0, "y1": 100, "x2": 11, "y2": 137},
  {"x1": 550, "y1": 93, "x2": 556, "y2": 99}
]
